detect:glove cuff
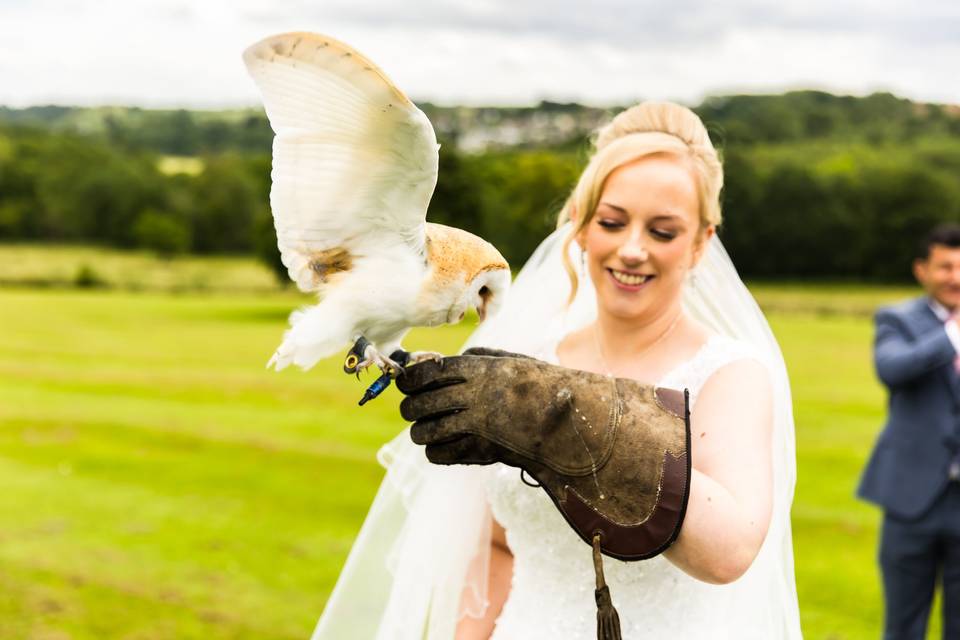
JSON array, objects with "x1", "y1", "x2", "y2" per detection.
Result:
[{"x1": 509, "y1": 385, "x2": 691, "y2": 561}]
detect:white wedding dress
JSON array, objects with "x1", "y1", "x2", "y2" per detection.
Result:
[
  {"x1": 312, "y1": 227, "x2": 802, "y2": 640},
  {"x1": 486, "y1": 334, "x2": 768, "y2": 639}
]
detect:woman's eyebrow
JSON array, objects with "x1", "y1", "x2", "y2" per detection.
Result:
[
  {"x1": 649, "y1": 213, "x2": 684, "y2": 222},
  {"x1": 597, "y1": 201, "x2": 628, "y2": 214}
]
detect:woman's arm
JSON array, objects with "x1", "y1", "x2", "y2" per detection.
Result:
[
  {"x1": 398, "y1": 352, "x2": 771, "y2": 586},
  {"x1": 663, "y1": 358, "x2": 774, "y2": 584},
  {"x1": 455, "y1": 517, "x2": 514, "y2": 639}
]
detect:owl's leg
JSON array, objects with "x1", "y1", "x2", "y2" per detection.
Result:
[{"x1": 345, "y1": 336, "x2": 404, "y2": 377}]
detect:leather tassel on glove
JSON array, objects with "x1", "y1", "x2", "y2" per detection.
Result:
[{"x1": 593, "y1": 533, "x2": 622, "y2": 640}]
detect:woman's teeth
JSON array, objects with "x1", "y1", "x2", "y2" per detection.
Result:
[{"x1": 610, "y1": 270, "x2": 651, "y2": 286}]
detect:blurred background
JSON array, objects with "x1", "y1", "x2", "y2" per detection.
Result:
[{"x1": 1, "y1": 1, "x2": 959, "y2": 638}]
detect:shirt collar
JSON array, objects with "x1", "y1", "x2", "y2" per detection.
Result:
[{"x1": 929, "y1": 297, "x2": 953, "y2": 322}]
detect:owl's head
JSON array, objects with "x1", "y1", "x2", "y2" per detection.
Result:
[
  {"x1": 424, "y1": 224, "x2": 511, "y2": 325},
  {"x1": 445, "y1": 264, "x2": 510, "y2": 324},
  {"x1": 470, "y1": 266, "x2": 511, "y2": 322}
]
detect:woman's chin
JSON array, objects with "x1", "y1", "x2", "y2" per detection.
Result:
[
  {"x1": 597, "y1": 297, "x2": 652, "y2": 322},
  {"x1": 595, "y1": 282, "x2": 686, "y2": 323}
]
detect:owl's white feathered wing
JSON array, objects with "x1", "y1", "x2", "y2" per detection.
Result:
[
  {"x1": 243, "y1": 32, "x2": 439, "y2": 291},
  {"x1": 243, "y1": 32, "x2": 442, "y2": 370}
]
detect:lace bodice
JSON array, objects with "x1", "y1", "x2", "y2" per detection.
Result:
[{"x1": 484, "y1": 334, "x2": 764, "y2": 639}]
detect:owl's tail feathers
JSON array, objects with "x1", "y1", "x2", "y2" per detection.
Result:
[{"x1": 267, "y1": 305, "x2": 353, "y2": 371}]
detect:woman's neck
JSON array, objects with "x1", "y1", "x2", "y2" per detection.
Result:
[{"x1": 594, "y1": 301, "x2": 685, "y2": 365}]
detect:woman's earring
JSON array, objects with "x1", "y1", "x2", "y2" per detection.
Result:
[
  {"x1": 580, "y1": 249, "x2": 586, "y2": 276},
  {"x1": 687, "y1": 270, "x2": 698, "y2": 290}
]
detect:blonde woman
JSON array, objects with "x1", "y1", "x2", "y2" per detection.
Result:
[{"x1": 313, "y1": 102, "x2": 802, "y2": 639}]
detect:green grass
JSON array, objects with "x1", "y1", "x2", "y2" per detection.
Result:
[
  {"x1": 750, "y1": 282, "x2": 921, "y2": 317},
  {"x1": 0, "y1": 242, "x2": 924, "y2": 313},
  {"x1": 0, "y1": 286, "x2": 471, "y2": 639},
  {"x1": 775, "y1": 313, "x2": 887, "y2": 637},
  {"x1": 0, "y1": 247, "x2": 940, "y2": 639},
  {"x1": 0, "y1": 244, "x2": 281, "y2": 293}
]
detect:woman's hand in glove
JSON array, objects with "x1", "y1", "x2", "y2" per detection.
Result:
[{"x1": 396, "y1": 347, "x2": 691, "y2": 561}]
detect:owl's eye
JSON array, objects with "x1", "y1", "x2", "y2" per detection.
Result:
[{"x1": 479, "y1": 285, "x2": 492, "y2": 301}]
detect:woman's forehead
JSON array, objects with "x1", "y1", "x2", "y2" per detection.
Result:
[
  {"x1": 598, "y1": 158, "x2": 699, "y2": 222},
  {"x1": 604, "y1": 155, "x2": 696, "y2": 190}
]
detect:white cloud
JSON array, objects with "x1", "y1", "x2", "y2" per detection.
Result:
[{"x1": 0, "y1": 0, "x2": 957, "y2": 107}]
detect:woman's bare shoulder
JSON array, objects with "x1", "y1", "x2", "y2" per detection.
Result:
[{"x1": 555, "y1": 325, "x2": 593, "y2": 364}]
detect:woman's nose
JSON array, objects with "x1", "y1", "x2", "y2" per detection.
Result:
[{"x1": 618, "y1": 234, "x2": 648, "y2": 264}]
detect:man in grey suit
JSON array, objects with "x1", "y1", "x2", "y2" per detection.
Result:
[{"x1": 859, "y1": 224, "x2": 960, "y2": 639}]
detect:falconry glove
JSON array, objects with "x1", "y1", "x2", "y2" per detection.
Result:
[{"x1": 397, "y1": 347, "x2": 692, "y2": 640}]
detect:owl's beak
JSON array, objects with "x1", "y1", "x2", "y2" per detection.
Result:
[{"x1": 477, "y1": 286, "x2": 493, "y2": 322}]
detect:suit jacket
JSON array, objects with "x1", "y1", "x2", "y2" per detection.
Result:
[{"x1": 858, "y1": 297, "x2": 960, "y2": 519}]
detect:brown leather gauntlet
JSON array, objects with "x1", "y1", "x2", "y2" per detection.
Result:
[{"x1": 397, "y1": 347, "x2": 691, "y2": 562}]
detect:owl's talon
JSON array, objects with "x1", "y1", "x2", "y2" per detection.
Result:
[
  {"x1": 407, "y1": 351, "x2": 444, "y2": 367},
  {"x1": 354, "y1": 345, "x2": 403, "y2": 378},
  {"x1": 380, "y1": 355, "x2": 403, "y2": 378}
]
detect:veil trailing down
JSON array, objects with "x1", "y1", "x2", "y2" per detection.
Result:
[{"x1": 312, "y1": 224, "x2": 802, "y2": 639}]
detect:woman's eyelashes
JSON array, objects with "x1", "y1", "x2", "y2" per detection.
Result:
[
  {"x1": 597, "y1": 218, "x2": 624, "y2": 230},
  {"x1": 596, "y1": 218, "x2": 677, "y2": 241},
  {"x1": 650, "y1": 228, "x2": 677, "y2": 241}
]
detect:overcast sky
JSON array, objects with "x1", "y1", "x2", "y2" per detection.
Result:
[{"x1": 1, "y1": 0, "x2": 957, "y2": 109}]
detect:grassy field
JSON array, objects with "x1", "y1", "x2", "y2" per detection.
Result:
[
  {"x1": 0, "y1": 247, "x2": 938, "y2": 639},
  {"x1": 0, "y1": 244, "x2": 279, "y2": 293}
]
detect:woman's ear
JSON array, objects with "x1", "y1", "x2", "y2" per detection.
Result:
[
  {"x1": 569, "y1": 205, "x2": 586, "y2": 250},
  {"x1": 691, "y1": 225, "x2": 715, "y2": 266}
]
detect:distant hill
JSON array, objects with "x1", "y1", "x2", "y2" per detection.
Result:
[
  {"x1": 0, "y1": 105, "x2": 274, "y2": 155},
  {"x1": 2, "y1": 91, "x2": 958, "y2": 156},
  {"x1": 696, "y1": 91, "x2": 960, "y2": 145},
  {"x1": 3, "y1": 90, "x2": 960, "y2": 281}
]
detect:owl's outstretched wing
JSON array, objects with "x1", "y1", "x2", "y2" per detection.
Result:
[{"x1": 243, "y1": 32, "x2": 439, "y2": 292}]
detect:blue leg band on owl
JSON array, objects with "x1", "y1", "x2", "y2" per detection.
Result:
[{"x1": 357, "y1": 349, "x2": 410, "y2": 406}]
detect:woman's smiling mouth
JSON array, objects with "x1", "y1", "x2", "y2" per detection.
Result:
[{"x1": 608, "y1": 268, "x2": 654, "y2": 289}]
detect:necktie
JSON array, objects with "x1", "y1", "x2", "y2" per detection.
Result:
[{"x1": 949, "y1": 313, "x2": 960, "y2": 372}]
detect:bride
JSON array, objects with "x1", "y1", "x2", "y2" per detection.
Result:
[{"x1": 312, "y1": 102, "x2": 802, "y2": 639}]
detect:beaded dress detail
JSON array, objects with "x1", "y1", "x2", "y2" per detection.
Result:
[{"x1": 484, "y1": 334, "x2": 764, "y2": 639}]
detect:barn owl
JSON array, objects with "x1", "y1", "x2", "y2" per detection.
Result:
[{"x1": 243, "y1": 32, "x2": 511, "y2": 375}]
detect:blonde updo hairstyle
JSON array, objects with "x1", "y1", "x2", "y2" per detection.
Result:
[{"x1": 557, "y1": 101, "x2": 723, "y2": 302}]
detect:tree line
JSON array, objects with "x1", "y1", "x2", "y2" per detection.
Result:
[
  {"x1": 0, "y1": 125, "x2": 276, "y2": 262},
  {"x1": 1, "y1": 91, "x2": 959, "y2": 282}
]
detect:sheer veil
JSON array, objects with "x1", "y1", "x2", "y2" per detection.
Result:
[{"x1": 312, "y1": 224, "x2": 802, "y2": 639}]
